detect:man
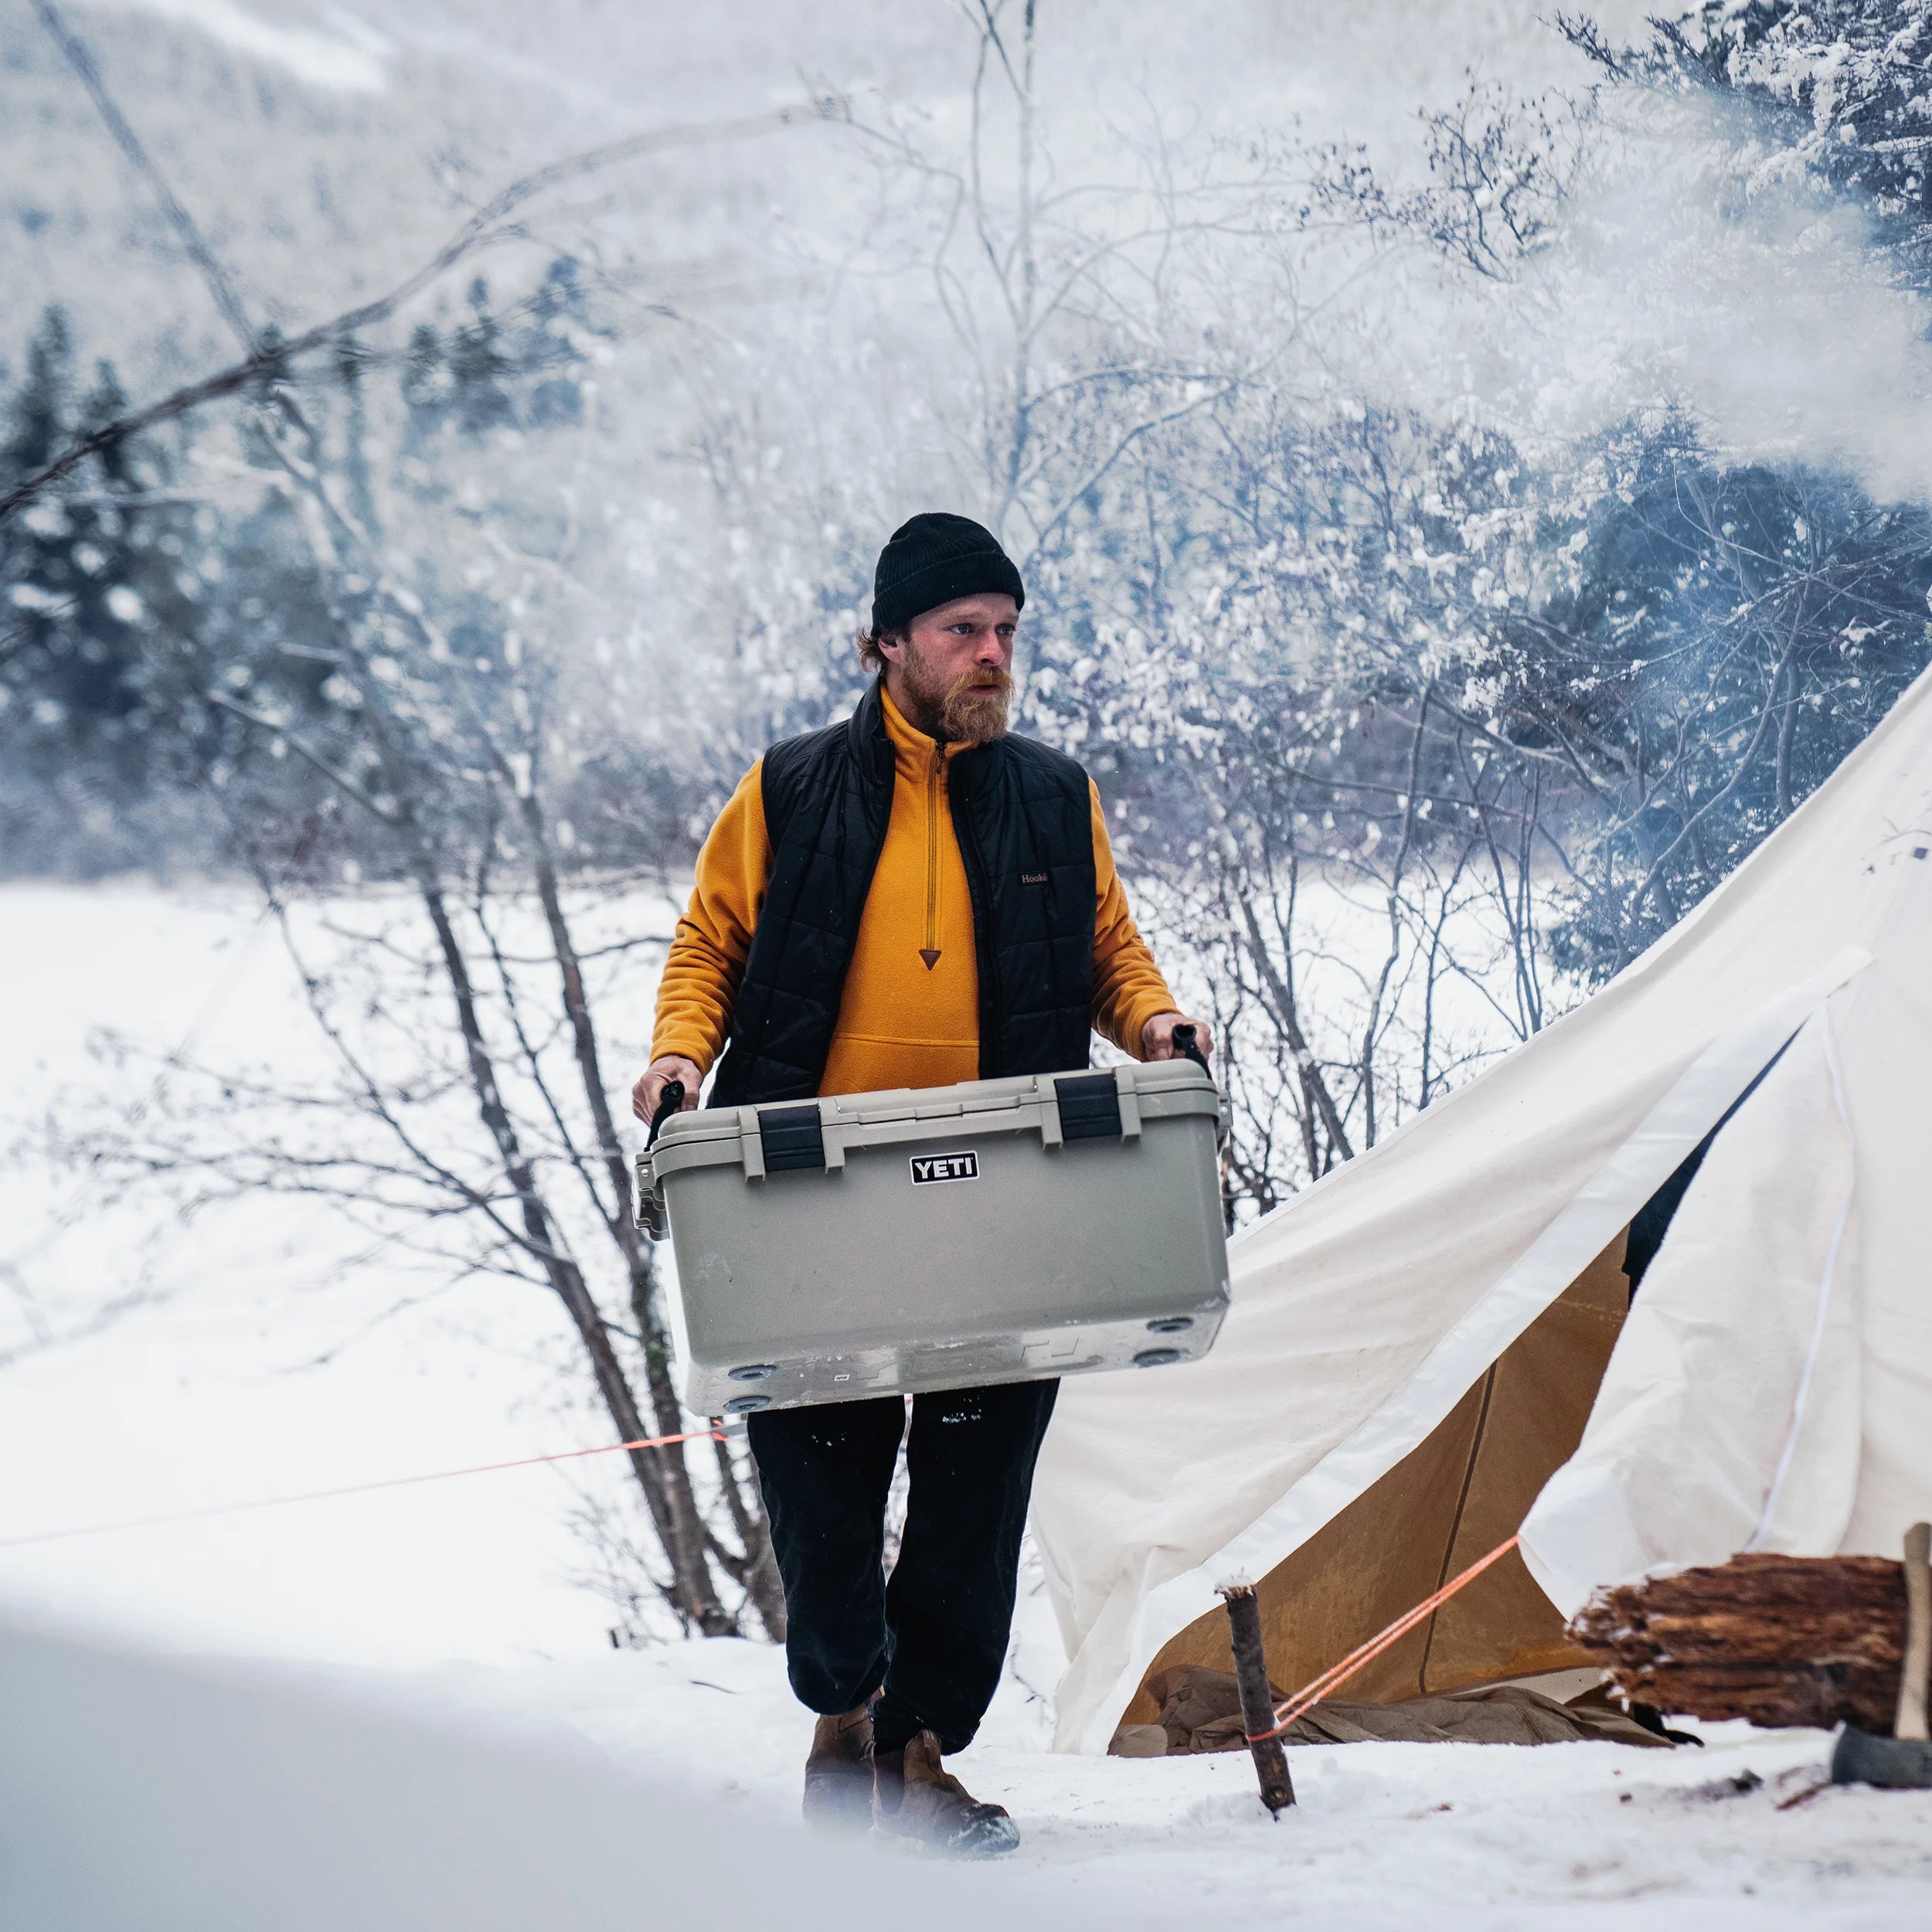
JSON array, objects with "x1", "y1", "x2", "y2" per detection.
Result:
[{"x1": 631, "y1": 512, "x2": 1211, "y2": 1856}]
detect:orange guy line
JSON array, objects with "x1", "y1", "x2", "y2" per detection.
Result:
[
  {"x1": 1247, "y1": 1532, "x2": 1524, "y2": 1743},
  {"x1": 0, "y1": 1426, "x2": 730, "y2": 1552}
]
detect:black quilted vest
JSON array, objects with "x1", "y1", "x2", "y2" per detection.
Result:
[{"x1": 708, "y1": 679, "x2": 1097, "y2": 1107}]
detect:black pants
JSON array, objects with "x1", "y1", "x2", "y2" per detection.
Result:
[{"x1": 746, "y1": 1379, "x2": 1058, "y2": 1756}]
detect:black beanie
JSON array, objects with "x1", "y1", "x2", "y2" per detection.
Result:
[{"x1": 870, "y1": 512, "x2": 1025, "y2": 635}]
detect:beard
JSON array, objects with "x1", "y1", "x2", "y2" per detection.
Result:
[{"x1": 899, "y1": 639, "x2": 1014, "y2": 745}]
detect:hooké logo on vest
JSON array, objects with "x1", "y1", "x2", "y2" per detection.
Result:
[{"x1": 910, "y1": 1151, "x2": 979, "y2": 1185}]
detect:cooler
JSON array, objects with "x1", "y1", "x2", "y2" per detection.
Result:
[{"x1": 635, "y1": 1060, "x2": 1230, "y2": 1415}]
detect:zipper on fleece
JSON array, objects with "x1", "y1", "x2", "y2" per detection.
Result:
[{"x1": 920, "y1": 743, "x2": 944, "y2": 969}]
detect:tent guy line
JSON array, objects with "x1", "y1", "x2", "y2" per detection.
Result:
[
  {"x1": 0, "y1": 1426, "x2": 730, "y2": 1551},
  {"x1": 1247, "y1": 1535, "x2": 1522, "y2": 1743}
]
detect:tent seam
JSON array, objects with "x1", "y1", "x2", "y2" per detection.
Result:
[
  {"x1": 1418, "y1": 1364, "x2": 1496, "y2": 1696},
  {"x1": 1743, "y1": 1003, "x2": 1855, "y2": 1552}
]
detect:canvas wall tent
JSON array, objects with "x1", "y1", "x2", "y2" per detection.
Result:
[{"x1": 1033, "y1": 665, "x2": 1932, "y2": 1757}]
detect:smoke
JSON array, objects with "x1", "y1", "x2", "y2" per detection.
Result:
[{"x1": 1408, "y1": 84, "x2": 1932, "y2": 509}]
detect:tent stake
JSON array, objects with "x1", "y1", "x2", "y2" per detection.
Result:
[{"x1": 1218, "y1": 1582, "x2": 1294, "y2": 1816}]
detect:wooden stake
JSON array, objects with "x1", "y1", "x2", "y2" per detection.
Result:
[
  {"x1": 1217, "y1": 1582, "x2": 1294, "y2": 1816},
  {"x1": 1895, "y1": 1522, "x2": 1930, "y2": 1743}
]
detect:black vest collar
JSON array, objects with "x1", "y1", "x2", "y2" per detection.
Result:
[
  {"x1": 707, "y1": 677, "x2": 1094, "y2": 1107},
  {"x1": 846, "y1": 675, "x2": 893, "y2": 788},
  {"x1": 852, "y1": 674, "x2": 1014, "y2": 801}
]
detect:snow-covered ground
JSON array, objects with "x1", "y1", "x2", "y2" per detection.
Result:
[
  {"x1": 15, "y1": 1614, "x2": 1932, "y2": 1930},
  {"x1": 0, "y1": 880, "x2": 648, "y2": 1666},
  {"x1": 434, "y1": 1638, "x2": 1932, "y2": 1928},
  {"x1": 4, "y1": 882, "x2": 1931, "y2": 1927}
]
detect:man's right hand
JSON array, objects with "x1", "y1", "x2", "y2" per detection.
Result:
[{"x1": 632, "y1": 1054, "x2": 704, "y2": 1125}]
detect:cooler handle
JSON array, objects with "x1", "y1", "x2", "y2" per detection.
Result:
[
  {"x1": 648, "y1": 1079, "x2": 687, "y2": 1148},
  {"x1": 634, "y1": 1078, "x2": 685, "y2": 1243},
  {"x1": 1168, "y1": 1022, "x2": 1231, "y2": 1147},
  {"x1": 1171, "y1": 1023, "x2": 1212, "y2": 1077}
]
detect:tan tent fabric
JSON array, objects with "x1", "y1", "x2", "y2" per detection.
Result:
[{"x1": 1111, "y1": 1235, "x2": 1629, "y2": 1730}]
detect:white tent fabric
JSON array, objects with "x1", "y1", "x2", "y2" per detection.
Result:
[
  {"x1": 1523, "y1": 784, "x2": 1932, "y2": 1610},
  {"x1": 1036, "y1": 665, "x2": 1932, "y2": 1756}
]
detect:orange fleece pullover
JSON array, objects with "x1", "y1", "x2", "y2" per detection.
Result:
[{"x1": 651, "y1": 689, "x2": 1179, "y2": 1096}]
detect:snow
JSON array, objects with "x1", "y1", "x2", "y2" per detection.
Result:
[
  {"x1": 423, "y1": 1638, "x2": 1932, "y2": 1927},
  {"x1": 0, "y1": 881, "x2": 629, "y2": 1667},
  {"x1": 15, "y1": 1615, "x2": 1932, "y2": 1930},
  {"x1": 86, "y1": 1, "x2": 393, "y2": 94},
  {"x1": 4, "y1": 879, "x2": 1932, "y2": 1926}
]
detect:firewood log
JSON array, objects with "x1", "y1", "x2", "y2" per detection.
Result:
[{"x1": 1567, "y1": 1553, "x2": 1907, "y2": 1733}]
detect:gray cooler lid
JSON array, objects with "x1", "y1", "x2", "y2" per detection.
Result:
[{"x1": 647, "y1": 1060, "x2": 1219, "y2": 1183}]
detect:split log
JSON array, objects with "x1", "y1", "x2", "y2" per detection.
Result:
[{"x1": 1568, "y1": 1553, "x2": 1908, "y2": 1733}]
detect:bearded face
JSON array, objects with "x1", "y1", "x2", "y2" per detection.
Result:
[{"x1": 898, "y1": 635, "x2": 1014, "y2": 745}]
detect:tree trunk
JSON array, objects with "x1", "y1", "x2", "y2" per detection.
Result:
[
  {"x1": 235, "y1": 418, "x2": 738, "y2": 1638},
  {"x1": 713, "y1": 1429, "x2": 787, "y2": 1640},
  {"x1": 515, "y1": 817, "x2": 748, "y2": 1637},
  {"x1": 415, "y1": 872, "x2": 736, "y2": 1635},
  {"x1": 625, "y1": 1257, "x2": 784, "y2": 1638},
  {"x1": 1236, "y1": 889, "x2": 1355, "y2": 1161}
]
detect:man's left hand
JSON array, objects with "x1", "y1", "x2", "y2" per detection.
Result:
[{"x1": 1141, "y1": 1011, "x2": 1216, "y2": 1063}]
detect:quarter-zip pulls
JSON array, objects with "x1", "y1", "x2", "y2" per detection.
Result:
[{"x1": 920, "y1": 742, "x2": 944, "y2": 969}]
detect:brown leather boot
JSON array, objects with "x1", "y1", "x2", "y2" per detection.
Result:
[
  {"x1": 872, "y1": 1730, "x2": 1020, "y2": 1858},
  {"x1": 801, "y1": 1706, "x2": 876, "y2": 1837}
]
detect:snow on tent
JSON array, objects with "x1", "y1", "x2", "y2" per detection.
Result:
[{"x1": 1033, "y1": 662, "x2": 1932, "y2": 1757}]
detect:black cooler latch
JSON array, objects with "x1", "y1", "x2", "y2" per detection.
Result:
[
  {"x1": 1053, "y1": 1072, "x2": 1124, "y2": 1141},
  {"x1": 758, "y1": 1104, "x2": 827, "y2": 1173}
]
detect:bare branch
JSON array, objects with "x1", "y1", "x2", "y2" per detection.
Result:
[{"x1": 1, "y1": 99, "x2": 838, "y2": 522}]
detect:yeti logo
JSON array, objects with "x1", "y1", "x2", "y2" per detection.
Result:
[{"x1": 910, "y1": 1151, "x2": 979, "y2": 1185}]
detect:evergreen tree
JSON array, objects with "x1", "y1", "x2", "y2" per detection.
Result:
[{"x1": 1573, "y1": 2, "x2": 1932, "y2": 294}]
